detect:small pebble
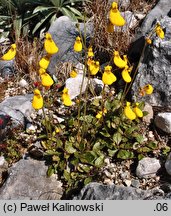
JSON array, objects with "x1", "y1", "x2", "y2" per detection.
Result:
[
  {"x1": 124, "y1": 179, "x2": 131, "y2": 187},
  {"x1": 104, "y1": 158, "x2": 110, "y2": 166},
  {"x1": 104, "y1": 170, "x2": 112, "y2": 179},
  {"x1": 131, "y1": 179, "x2": 140, "y2": 188},
  {"x1": 104, "y1": 178, "x2": 114, "y2": 185},
  {"x1": 18, "y1": 79, "x2": 29, "y2": 88}
]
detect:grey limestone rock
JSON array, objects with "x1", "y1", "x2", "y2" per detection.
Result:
[
  {"x1": 140, "y1": 0, "x2": 171, "y2": 36},
  {"x1": 165, "y1": 152, "x2": 171, "y2": 176},
  {"x1": 0, "y1": 156, "x2": 8, "y2": 186},
  {"x1": 0, "y1": 94, "x2": 33, "y2": 127},
  {"x1": 73, "y1": 182, "x2": 165, "y2": 200},
  {"x1": 154, "y1": 112, "x2": 171, "y2": 134},
  {"x1": 65, "y1": 74, "x2": 88, "y2": 100},
  {"x1": 0, "y1": 158, "x2": 63, "y2": 199},
  {"x1": 47, "y1": 16, "x2": 93, "y2": 75},
  {"x1": 136, "y1": 157, "x2": 161, "y2": 179},
  {"x1": 132, "y1": 16, "x2": 171, "y2": 107},
  {"x1": 0, "y1": 59, "x2": 15, "y2": 78}
]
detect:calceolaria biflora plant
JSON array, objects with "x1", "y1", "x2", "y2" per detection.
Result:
[{"x1": 30, "y1": 1, "x2": 168, "y2": 193}]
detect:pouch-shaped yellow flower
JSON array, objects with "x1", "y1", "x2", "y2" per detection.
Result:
[
  {"x1": 88, "y1": 47, "x2": 94, "y2": 57},
  {"x1": 1, "y1": 44, "x2": 17, "y2": 61},
  {"x1": 124, "y1": 102, "x2": 136, "y2": 120},
  {"x1": 90, "y1": 61, "x2": 100, "y2": 75},
  {"x1": 133, "y1": 103, "x2": 143, "y2": 118},
  {"x1": 32, "y1": 89, "x2": 43, "y2": 110},
  {"x1": 144, "y1": 84, "x2": 154, "y2": 95},
  {"x1": 44, "y1": 32, "x2": 59, "y2": 55},
  {"x1": 96, "y1": 111, "x2": 103, "y2": 119},
  {"x1": 74, "y1": 36, "x2": 82, "y2": 52},
  {"x1": 146, "y1": 38, "x2": 152, "y2": 45},
  {"x1": 102, "y1": 65, "x2": 117, "y2": 85},
  {"x1": 155, "y1": 24, "x2": 165, "y2": 39},
  {"x1": 114, "y1": 51, "x2": 127, "y2": 68},
  {"x1": 62, "y1": 88, "x2": 72, "y2": 106},
  {"x1": 89, "y1": 60, "x2": 95, "y2": 72},
  {"x1": 121, "y1": 66, "x2": 131, "y2": 83},
  {"x1": 70, "y1": 70, "x2": 78, "y2": 78},
  {"x1": 39, "y1": 68, "x2": 54, "y2": 87},
  {"x1": 39, "y1": 55, "x2": 51, "y2": 70},
  {"x1": 109, "y1": 2, "x2": 125, "y2": 26},
  {"x1": 96, "y1": 108, "x2": 107, "y2": 119}
]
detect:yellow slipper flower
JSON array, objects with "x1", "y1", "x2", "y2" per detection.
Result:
[
  {"x1": 109, "y1": 2, "x2": 126, "y2": 26},
  {"x1": 133, "y1": 103, "x2": 143, "y2": 118},
  {"x1": 70, "y1": 69, "x2": 78, "y2": 78},
  {"x1": 96, "y1": 111, "x2": 103, "y2": 119},
  {"x1": 89, "y1": 60, "x2": 95, "y2": 72},
  {"x1": 145, "y1": 37, "x2": 152, "y2": 45},
  {"x1": 44, "y1": 32, "x2": 59, "y2": 55},
  {"x1": 88, "y1": 47, "x2": 94, "y2": 57},
  {"x1": 87, "y1": 57, "x2": 93, "y2": 66},
  {"x1": 90, "y1": 61, "x2": 100, "y2": 75},
  {"x1": 102, "y1": 65, "x2": 117, "y2": 85},
  {"x1": 155, "y1": 24, "x2": 165, "y2": 39},
  {"x1": 1, "y1": 44, "x2": 16, "y2": 61},
  {"x1": 124, "y1": 102, "x2": 136, "y2": 120},
  {"x1": 74, "y1": 36, "x2": 82, "y2": 52},
  {"x1": 114, "y1": 51, "x2": 127, "y2": 68},
  {"x1": 32, "y1": 89, "x2": 43, "y2": 110},
  {"x1": 39, "y1": 69, "x2": 54, "y2": 87},
  {"x1": 62, "y1": 88, "x2": 72, "y2": 106},
  {"x1": 96, "y1": 108, "x2": 107, "y2": 119},
  {"x1": 144, "y1": 84, "x2": 154, "y2": 95},
  {"x1": 121, "y1": 66, "x2": 131, "y2": 83},
  {"x1": 39, "y1": 55, "x2": 51, "y2": 70},
  {"x1": 107, "y1": 20, "x2": 114, "y2": 33},
  {"x1": 123, "y1": 55, "x2": 128, "y2": 65}
]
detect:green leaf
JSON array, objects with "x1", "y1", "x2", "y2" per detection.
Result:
[
  {"x1": 137, "y1": 147, "x2": 151, "y2": 153},
  {"x1": 64, "y1": 169, "x2": 70, "y2": 181},
  {"x1": 70, "y1": 157, "x2": 79, "y2": 166},
  {"x1": 80, "y1": 151, "x2": 96, "y2": 164},
  {"x1": 106, "y1": 120, "x2": 111, "y2": 128},
  {"x1": 108, "y1": 148, "x2": 118, "y2": 157},
  {"x1": 32, "y1": 10, "x2": 55, "y2": 34},
  {"x1": 95, "y1": 155, "x2": 104, "y2": 167},
  {"x1": 136, "y1": 134, "x2": 144, "y2": 144},
  {"x1": 117, "y1": 150, "x2": 134, "y2": 159},
  {"x1": 138, "y1": 154, "x2": 145, "y2": 160},
  {"x1": 126, "y1": 126, "x2": 138, "y2": 134},
  {"x1": 113, "y1": 132, "x2": 122, "y2": 145},
  {"x1": 142, "y1": 111, "x2": 149, "y2": 116},
  {"x1": 92, "y1": 98, "x2": 100, "y2": 106},
  {"x1": 138, "y1": 101, "x2": 145, "y2": 110},
  {"x1": 84, "y1": 177, "x2": 92, "y2": 185},
  {"x1": 93, "y1": 142, "x2": 102, "y2": 152},
  {"x1": 105, "y1": 100, "x2": 111, "y2": 110},
  {"x1": 45, "y1": 150, "x2": 59, "y2": 155},
  {"x1": 147, "y1": 142, "x2": 158, "y2": 149},
  {"x1": 100, "y1": 129, "x2": 111, "y2": 138},
  {"x1": 65, "y1": 141, "x2": 76, "y2": 154},
  {"x1": 47, "y1": 165, "x2": 55, "y2": 177},
  {"x1": 162, "y1": 146, "x2": 171, "y2": 155},
  {"x1": 66, "y1": 5, "x2": 83, "y2": 17}
]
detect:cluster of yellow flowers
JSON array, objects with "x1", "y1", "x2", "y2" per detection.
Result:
[
  {"x1": 32, "y1": 32, "x2": 73, "y2": 109},
  {"x1": 71, "y1": 2, "x2": 154, "y2": 121},
  {"x1": 124, "y1": 83, "x2": 154, "y2": 120},
  {"x1": 32, "y1": 32, "x2": 58, "y2": 110},
  {"x1": 146, "y1": 23, "x2": 165, "y2": 45}
]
